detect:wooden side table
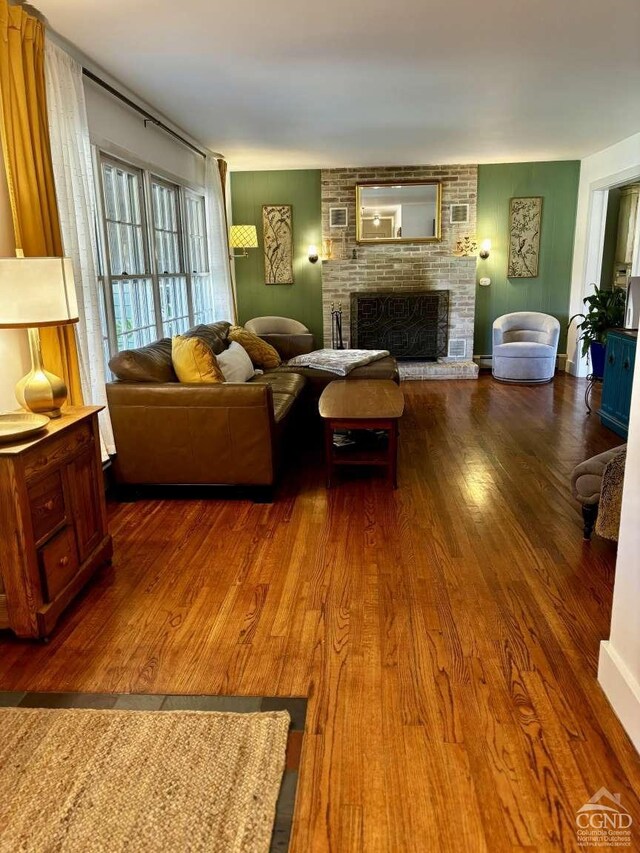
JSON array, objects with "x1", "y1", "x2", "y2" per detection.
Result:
[
  {"x1": 0, "y1": 407, "x2": 112, "y2": 639},
  {"x1": 319, "y1": 380, "x2": 404, "y2": 488}
]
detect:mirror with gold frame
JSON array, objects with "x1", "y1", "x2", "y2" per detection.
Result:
[{"x1": 356, "y1": 181, "x2": 442, "y2": 244}]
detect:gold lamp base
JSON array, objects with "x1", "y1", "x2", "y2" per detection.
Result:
[{"x1": 15, "y1": 328, "x2": 67, "y2": 419}]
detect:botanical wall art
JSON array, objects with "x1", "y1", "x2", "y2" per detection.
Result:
[
  {"x1": 453, "y1": 236, "x2": 478, "y2": 257},
  {"x1": 262, "y1": 204, "x2": 293, "y2": 284},
  {"x1": 508, "y1": 196, "x2": 543, "y2": 278}
]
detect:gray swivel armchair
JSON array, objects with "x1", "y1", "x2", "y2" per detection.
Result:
[{"x1": 492, "y1": 312, "x2": 560, "y2": 383}]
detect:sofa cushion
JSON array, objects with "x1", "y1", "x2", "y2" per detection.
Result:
[
  {"x1": 493, "y1": 341, "x2": 556, "y2": 359},
  {"x1": 347, "y1": 356, "x2": 400, "y2": 381},
  {"x1": 250, "y1": 372, "x2": 306, "y2": 398},
  {"x1": 228, "y1": 325, "x2": 281, "y2": 369},
  {"x1": 182, "y1": 321, "x2": 231, "y2": 355},
  {"x1": 109, "y1": 338, "x2": 177, "y2": 383},
  {"x1": 217, "y1": 341, "x2": 256, "y2": 382},
  {"x1": 171, "y1": 335, "x2": 224, "y2": 384}
]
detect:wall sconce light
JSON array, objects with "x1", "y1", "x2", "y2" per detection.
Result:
[
  {"x1": 479, "y1": 239, "x2": 491, "y2": 260},
  {"x1": 229, "y1": 225, "x2": 258, "y2": 259},
  {"x1": 308, "y1": 244, "x2": 319, "y2": 264},
  {"x1": 373, "y1": 214, "x2": 381, "y2": 227}
]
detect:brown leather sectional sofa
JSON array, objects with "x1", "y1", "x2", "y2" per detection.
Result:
[{"x1": 106, "y1": 321, "x2": 399, "y2": 494}]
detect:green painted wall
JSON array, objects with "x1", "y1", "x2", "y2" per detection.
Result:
[
  {"x1": 230, "y1": 170, "x2": 323, "y2": 345},
  {"x1": 474, "y1": 161, "x2": 580, "y2": 356}
]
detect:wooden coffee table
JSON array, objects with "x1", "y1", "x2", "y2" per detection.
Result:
[{"x1": 319, "y1": 380, "x2": 405, "y2": 488}]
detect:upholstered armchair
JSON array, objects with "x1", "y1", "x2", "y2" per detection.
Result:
[
  {"x1": 245, "y1": 316, "x2": 314, "y2": 361},
  {"x1": 571, "y1": 444, "x2": 626, "y2": 539},
  {"x1": 492, "y1": 312, "x2": 560, "y2": 383}
]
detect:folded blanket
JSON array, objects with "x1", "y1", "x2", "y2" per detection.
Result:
[{"x1": 286, "y1": 348, "x2": 390, "y2": 376}]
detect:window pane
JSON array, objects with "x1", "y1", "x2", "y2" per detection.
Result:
[
  {"x1": 151, "y1": 181, "x2": 182, "y2": 275},
  {"x1": 112, "y1": 278, "x2": 157, "y2": 351},
  {"x1": 185, "y1": 193, "x2": 209, "y2": 274},
  {"x1": 159, "y1": 275, "x2": 190, "y2": 336},
  {"x1": 192, "y1": 274, "x2": 216, "y2": 325},
  {"x1": 103, "y1": 166, "x2": 117, "y2": 220},
  {"x1": 97, "y1": 153, "x2": 221, "y2": 363},
  {"x1": 102, "y1": 161, "x2": 146, "y2": 275}
]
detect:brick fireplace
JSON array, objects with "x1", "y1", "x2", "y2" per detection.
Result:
[{"x1": 321, "y1": 164, "x2": 479, "y2": 379}]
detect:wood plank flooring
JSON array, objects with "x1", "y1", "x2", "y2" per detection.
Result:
[{"x1": 1, "y1": 374, "x2": 638, "y2": 852}]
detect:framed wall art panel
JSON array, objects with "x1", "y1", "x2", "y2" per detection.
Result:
[
  {"x1": 508, "y1": 196, "x2": 543, "y2": 278},
  {"x1": 263, "y1": 204, "x2": 293, "y2": 284}
]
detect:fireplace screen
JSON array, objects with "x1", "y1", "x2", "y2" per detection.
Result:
[{"x1": 350, "y1": 290, "x2": 449, "y2": 359}]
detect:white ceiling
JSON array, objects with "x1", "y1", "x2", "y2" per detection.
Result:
[{"x1": 37, "y1": 0, "x2": 640, "y2": 171}]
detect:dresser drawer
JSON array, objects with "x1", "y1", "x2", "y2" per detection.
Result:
[
  {"x1": 38, "y1": 527, "x2": 79, "y2": 602},
  {"x1": 24, "y1": 423, "x2": 93, "y2": 484},
  {"x1": 28, "y1": 471, "x2": 66, "y2": 543}
]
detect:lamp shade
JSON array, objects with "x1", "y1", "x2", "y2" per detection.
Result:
[
  {"x1": 0, "y1": 257, "x2": 78, "y2": 328},
  {"x1": 229, "y1": 225, "x2": 258, "y2": 250}
]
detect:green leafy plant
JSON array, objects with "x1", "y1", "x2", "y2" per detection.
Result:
[{"x1": 568, "y1": 285, "x2": 626, "y2": 357}]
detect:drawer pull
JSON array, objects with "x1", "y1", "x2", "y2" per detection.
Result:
[
  {"x1": 59, "y1": 556, "x2": 69, "y2": 568},
  {"x1": 608, "y1": 354, "x2": 615, "y2": 365},
  {"x1": 44, "y1": 499, "x2": 55, "y2": 512},
  {"x1": 624, "y1": 358, "x2": 630, "y2": 370}
]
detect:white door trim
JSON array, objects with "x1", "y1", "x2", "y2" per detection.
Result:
[{"x1": 567, "y1": 164, "x2": 640, "y2": 377}]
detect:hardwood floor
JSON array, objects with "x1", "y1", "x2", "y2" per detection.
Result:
[{"x1": 1, "y1": 374, "x2": 638, "y2": 852}]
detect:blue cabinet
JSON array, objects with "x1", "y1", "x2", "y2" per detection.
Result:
[{"x1": 600, "y1": 329, "x2": 637, "y2": 438}]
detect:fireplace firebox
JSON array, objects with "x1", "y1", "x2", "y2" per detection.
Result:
[{"x1": 350, "y1": 290, "x2": 449, "y2": 360}]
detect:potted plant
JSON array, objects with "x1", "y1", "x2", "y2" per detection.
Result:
[{"x1": 569, "y1": 285, "x2": 626, "y2": 378}]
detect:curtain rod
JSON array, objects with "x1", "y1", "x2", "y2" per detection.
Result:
[{"x1": 82, "y1": 67, "x2": 221, "y2": 161}]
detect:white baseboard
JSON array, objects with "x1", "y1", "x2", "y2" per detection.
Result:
[
  {"x1": 566, "y1": 357, "x2": 579, "y2": 376},
  {"x1": 598, "y1": 641, "x2": 640, "y2": 754},
  {"x1": 474, "y1": 355, "x2": 492, "y2": 369}
]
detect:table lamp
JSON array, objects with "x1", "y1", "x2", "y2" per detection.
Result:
[{"x1": 0, "y1": 257, "x2": 78, "y2": 418}]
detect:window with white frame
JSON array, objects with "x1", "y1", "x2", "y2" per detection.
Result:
[{"x1": 96, "y1": 154, "x2": 216, "y2": 360}]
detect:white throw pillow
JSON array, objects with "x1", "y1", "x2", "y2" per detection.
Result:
[{"x1": 217, "y1": 341, "x2": 256, "y2": 383}]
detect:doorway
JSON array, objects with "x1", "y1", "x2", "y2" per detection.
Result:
[
  {"x1": 571, "y1": 169, "x2": 640, "y2": 377},
  {"x1": 599, "y1": 182, "x2": 640, "y2": 292}
]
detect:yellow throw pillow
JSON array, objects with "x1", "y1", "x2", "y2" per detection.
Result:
[
  {"x1": 228, "y1": 325, "x2": 282, "y2": 369},
  {"x1": 171, "y1": 335, "x2": 225, "y2": 383}
]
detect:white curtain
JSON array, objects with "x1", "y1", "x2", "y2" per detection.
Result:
[
  {"x1": 44, "y1": 40, "x2": 114, "y2": 457},
  {"x1": 205, "y1": 155, "x2": 236, "y2": 323}
]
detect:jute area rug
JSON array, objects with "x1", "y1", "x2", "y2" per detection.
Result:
[{"x1": 0, "y1": 708, "x2": 290, "y2": 853}]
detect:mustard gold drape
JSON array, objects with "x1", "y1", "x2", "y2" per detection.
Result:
[
  {"x1": 217, "y1": 157, "x2": 238, "y2": 321},
  {"x1": 0, "y1": 0, "x2": 82, "y2": 405},
  {"x1": 218, "y1": 158, "x2": 228, "y2": 206}
]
